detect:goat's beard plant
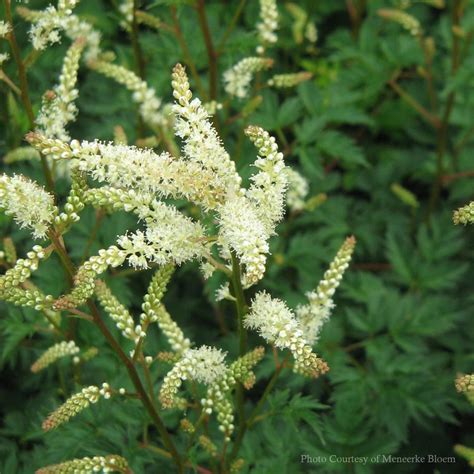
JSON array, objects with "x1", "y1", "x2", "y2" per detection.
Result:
[{"x1": 0, "y1": 1, "x2": 354, "y2": 473}]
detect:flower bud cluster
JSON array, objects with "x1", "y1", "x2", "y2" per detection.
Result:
[
  {"x1": 201, "y1": 347, "x2": 265, "y2": 439},
  {"x1": 223, "y1": 57, "x2": 273, "y2": 99},
  {"x1": 454, "y1": 445, "x2": 474, "y2": 467},
  {"x1": 42, "y1": 383, "x2": 112, "y2": 431},
  {"x1": 455, "y1": 374, "x2": 474, "y2": 405},
  {"x1": 245, "y1": 292, "x2": 329, "y2": 378},
  {"x1": 25, "y1": 132, "x2": 74, "y2": 161},
  {"x1": 256, "y1": 0, "x2": 279, "y2": 49},
  {"x1": 296, "y1": 237, "x2": 356, "y2": 345},
  {"x1": 31, "y1": 341, "x2": 80, "y2": 373},
  {"x1": 0, "y1": 286, "x2": 54, "y2": 311},
  {"x1": 159, "y1": 346, "x2": 227, "y2": 408},
  {"x1": 140, "y1": 266, "x2": 190, "y2": 353},
  {"x1": 95, "y1": 280, "x2": 141, "y2": 342},
  {"x1": 229, "y1": 346, "x2": 265, "y2": 389},
  {"x1": 0, "y1": 174, "x2": 57, "y2": 239},
  {"x1": 378, "y1": 8, "x2": 421, "y2": 36},
  {"x1": 199, "y1": 435, "x2": 218, "y2": 458},
  {"x1": 36, "y1": 38, "x2": 85, "y2": 143},
  {"x1": 268, "y1": 72, "x2": 313, "y2": 88},
  {"x1": 0, "y1": 21, "x2": 11, "y2": 38},
  {"x1": 284, "y1": 167, "x2": 309, "y2": 212},
  {"x1": 453, "y1": 201, "x2": 474, "y2": 225},
  {"x1": 89, "y1": 60, "x2": 164, "y2": 127},
  {"x1": 55, "y1": 171, "x2": 87, "y2": 231},
  {"x1": 36, "y1": 454, "x2": 129, "y2": 474},
  {"x1": 0, "y1": 246, "x2": 48, "y2": 291},
  {"x1": 54, "y1": 246, "x2": 126, "y2": 310},
  {"x1": 456, "y1": 374, "x2": 474, "y2": 393}
]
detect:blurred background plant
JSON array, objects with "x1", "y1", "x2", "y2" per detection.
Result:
[{"x1": 1, "y1": 0, "x2": 474, "y2": 473}]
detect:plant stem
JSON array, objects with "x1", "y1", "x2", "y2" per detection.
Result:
[
  {"x1": 4, "y1": 0, "x2": 54, "y2": 192},
  {"x1": 228, "y1": 252, "x2": 248, "y2": 466},
  {"x1": 196, "y1": 0, "x2": 218, "y2": 100},
  {"x1": 388, "y1": 76, "x2": 441, "y2": 130},
  {"x1": 229, "y1": 355, "x2": 289, "y2": 463},
  {"x1": 48, "y1": 233, "x2": 184, "y2": 473}
]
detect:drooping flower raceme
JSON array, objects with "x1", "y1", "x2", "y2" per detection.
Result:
[
  {"x1": 245, "y1": 292, "x2": 329, "y2": 378},
  {"x1": 296, "y1": 237, "x2": 356, "y2": 345},
  {"x1": 223, "y1": 57, "x2": 273, "y2": 99},
  {"x1": 0, "y1": 174, "x2": 57, "y2": 239}
]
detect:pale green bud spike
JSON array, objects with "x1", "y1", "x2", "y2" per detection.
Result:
[
  {"x1": 42, "y1": 383, "x2": 112, "y2": 431},
  {"x1": 55, "y1": 170, "x2": 88, "y2": 231},
  {"x1": 0, "y1": 246, "x2": 49, "y2": 291},
  {"x1": 296, "y1": 236, "x2": 356, "y2": 345},
  {"x1": 31, "y1": 341, "x2": 80, "y2": 373},
  {"x1": 95, "y1": 280, "x2": 140, "y2": 342},
  {"x1": 3, "y1": 237, "x2": 17, "y2": 264},
  {"x1": 36, "y1": 454, "x2": 129, "y2": 474}
]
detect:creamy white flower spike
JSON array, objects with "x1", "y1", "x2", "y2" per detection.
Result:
[
  {"x1": 296, "y1": 237, "x2": 356, "y2": 345},
  {"x1": 256, "y1": 0, "x2": 279, "y2": 49},
  {"x1": 245, "y1": 291, "x2": 329, "y2": 378},
  {"x1": 223, "y1": 57, "x2": 273, "y2": 99},
  {"x1": 88, "y1": 60, "x2": 164, "y2": 127},
  {"x1": 172, "y1": 63, "x2": 242, "y2": 199},
  {"x1": 245, "y1": 125, "x2": 287, "y2": 234},
  {"x1": 285, "y1": 167, "x2": 309, "y2": 212},
  {"x1": 218, "y1": 195, "x2": 269, "y2": 286},
  {"x1": 159, "y1": 346, "x2": 227, "y2": 408},
  {"x1": 0, "y1": 175, "x2": 57, "y2": 239}
]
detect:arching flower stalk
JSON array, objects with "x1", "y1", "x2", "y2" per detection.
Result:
[
  {"x1": 296, "y1": 236, "x2": 356, "y2": 345},
  {"x1": 42, "y1": 383, "x2": 113, "y2": 431},
  {"x1": 31, "y1": 341, "x2": 80, "y2": 373}
]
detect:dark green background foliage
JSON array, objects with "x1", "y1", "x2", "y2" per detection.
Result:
[{"x1": 1, "y1": 0, "x2": 474, "y2": 473}]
